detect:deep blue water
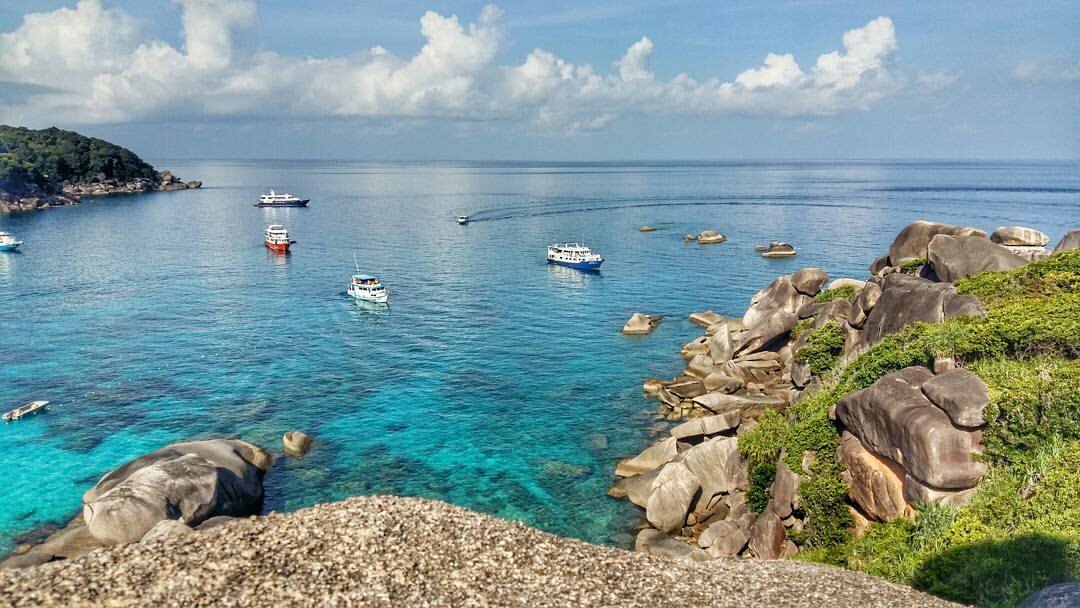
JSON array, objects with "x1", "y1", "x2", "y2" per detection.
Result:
[{"x1": 1, "y1": 160, "x2": 1077, "y2": 553}]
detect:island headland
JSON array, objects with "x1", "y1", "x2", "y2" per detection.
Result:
[{"x1": 0, "y1": 125, "x2": 200, "y2": 214}]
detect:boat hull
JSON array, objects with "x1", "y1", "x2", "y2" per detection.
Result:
[
  {"x1": 547, "y1": 258, "x2": 603, "y2": 270},
  {"x1": 265, "y1": 241, "x2": 291, "y2": 253},
  {"x1": 255, "y1": 200, "x2": 309, "y2": 207},
  {"x1": 0, "y1": 242, "x2": 22, "y2": 252},
  {"x1": 348, "y1": 291, "x2": 389, "y2": 304}
]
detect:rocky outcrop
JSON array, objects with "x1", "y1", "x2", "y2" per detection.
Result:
[
  {"x1": 646, "y1": 462, "x2": 701, "y2": 533},
  {"x1": 858, "y1": 273, "x2": 983, "y2": 349},
  {"x1": 1, "y1": 170, "x2": 201, "y2": 215},
  {"x1": 837, "y1": 432, "x2": 910, "y2": 521},
  {"x1": 622, "y1": 313, "x2": 662, "y2": 335},
  {"x1": 882, "y1": 220, "x2": 986, "y2": 267},
  {"x1": 82, "y1": 439, "x2": 272, "y2": 545},
  {"x1": 833, "y1": 367, "x2": 987, "y2": 490},
  {"x1": 615, "y1": 437, "x2": 678, "y2": 477},
  {"x1": 927, "y1": 234, "x2": 1028, "y2": 282},
  {"x1": 920, "y1": 370, "x2": 989, "y2": 428}
]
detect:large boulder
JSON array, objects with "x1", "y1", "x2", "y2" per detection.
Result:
[
  {"x1": 742, "y1": 276, "x2": 813, "y2": 329},
  {"x1": 902, "y1": 474, "x2": 977, "y2": 508},
  {"x1": 708, "y1": 324, "x2": 734, "y2": 363},
  {"x1": 927, "y1": 234, "x2": 1027, "y2": 283},
  {"x1": 921, "y1": 369, "x2": 989, "y2": 428},
  {"x1": 790, "y1": 268, "x2": 828, "y2": 296},
  {"x1": 1020, "y1": 582, "x2": 1080, "y2": 608},
  {"x1": 748, "y1": 511, "x2": 786, "y2": 559},
  {"x1": 837, "y1": 432, "x2": 910, "y2": 521},
  {"x1": 699, "y1": 520, "x2": 750, "y2": 557},
  {"x1": 990, "y1": 226, "x2": 1049, "y2": 247},
  {"x1": 82, "y1": 439, "x2": 272, "y2": 545},
  {"x1": 1053, "y1": 229, "x2": 1080, "y2": 253},
  {"x1": 634, "y1": 529, "x2": 709, "y2": 561},
  {"x1": 681, "y1": 437, "x2": 747, "y2": 499},
  {"x1": 834, "y1": 367, "x2": 987, "y2": 489},
  {"x1": 885, "y1": 220, "x2": 986, "y2": 266},
  {"x1": 735, "y1": 310, "x2": 797, "y2": 355},
  {"x1": 615, "y1": 437, "x2": 677, "y2": 478},
  {"x1": 692, "y1": 392, "x2": 785, "y2": 416},
  {"x1": 646, "y1": 462, "x2": 701, "y2": 533},
  {"x1": 768, "y1": 461, "x2": 799, "y2": 519},
  {"x1": 669, "y1": 411, "x2": 741, "y2": 440},
  {"x1": 859, "y1": 273, "x2": 984, "y2": 349}
]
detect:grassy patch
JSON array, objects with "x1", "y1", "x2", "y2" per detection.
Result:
[
  {"x1": 814, "y1": 285, "x2": 857, "y2": 303},
  {"x1": 795, "y1": 321, "x2": 846, "y2": 376},
  {"x1": 899, "y1": 257, "x2": 927, "y2": 274}
]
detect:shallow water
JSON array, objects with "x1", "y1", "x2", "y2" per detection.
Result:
[{"x1": 1, "y1": 160, "x2": 1077, "y2": 552}]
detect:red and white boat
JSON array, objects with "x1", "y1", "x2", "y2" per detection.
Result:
[{"x1": 264, "y1": 225, "x2": 295, "y2": 253}]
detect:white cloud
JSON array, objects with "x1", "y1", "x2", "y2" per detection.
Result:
[
  {"x1": 0, "y1": 2, "x2": 906, "y2": 131},
  {"x1": 1012, "y1": 60, "x2": 1080, "y2": 83},
  {"x1": 916, "y1": 70, "x2": 959, "y2": 93}
]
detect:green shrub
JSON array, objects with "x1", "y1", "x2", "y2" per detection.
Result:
[
  {"x1": 814, "y1": 285, "x2": 856, "y2": 303},
  {"x1": 899, "y1": 257, "x2": 927, "y2": 274},
  {"x1": 747, "y1": 461, "x2": 776, "y2": 514},
  {"x1": 795, "y1": 321, "x2": 846, "y2": 376}
]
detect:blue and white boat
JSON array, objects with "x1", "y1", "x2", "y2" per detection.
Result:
[
  {"x1": 547, "y1": 242, "x2": 604, "y2": 270},
  {"x1": 0, "y1": 232, "x2": 23, "y2": 252}
]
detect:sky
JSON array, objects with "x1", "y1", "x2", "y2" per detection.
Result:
[{"x1": 0, "y1": 0, "x2": 1077, "y2": 160}]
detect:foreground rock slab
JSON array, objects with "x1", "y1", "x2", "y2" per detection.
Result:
[{"x1": 0, "y1": 496, "x2": 963, "y2": 608}]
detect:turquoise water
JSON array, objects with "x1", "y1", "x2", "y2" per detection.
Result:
[{"x1": 1, "y1": 160, "x2": 1077, "y2": 552}]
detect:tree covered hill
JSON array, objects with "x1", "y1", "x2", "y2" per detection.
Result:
[{"x1": 0, "y1": 125, "x2": 158, "y2": 195}]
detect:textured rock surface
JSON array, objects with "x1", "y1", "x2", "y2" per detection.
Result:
[
  {"x1": 736, "y1": 310, "x2": 797, "y2": 355},
  {"x1": 622, "y1": 313, "x2": 660, "y2": 335},
  {"x1": 990, "y1": 226, "x2": 1050, "y2": 247},
  {"x1": 927, "y1": 234, "x2": 1027, "y2": 282},
  {"x1": 646, "y1": 462, "x2": 701, "y2": 533},
  {"x1": 82, "y1": 439, "x2": 272, "y2": 545},
  {"x1": 282, "y1": 431, "x2": 313, "y2": 457},
  {"x1": 834, "y1": 367, "x2": 987, "y2": 489},
  {"x1": 768, "y1": 461, "x2": 799, "y2": 519},
  {"x1": 0, "y1": 496, "x2": 962, "y2": 607},
  {"x1": 700, "y1": 520, "x2": 750, "y2": 557},
  {"x1": 670, "y1": 412, "x2": 741, "y2": 440},
  {"x1": 634, "y1": 529, "x2": 709, "y2": 561},
  {"x1": 742, "y1": 276, "x2": 813, "y2": 329},
  {"x1": 749, "y1": 511, "x2": 786, "y2": 559},
  {"x1": 921, "y1": 369, "x2": 989, "y2": 428},
  {"x1": 1020, "y1": 581, "x2": 1080, "y2": 608},
  {"x1": 837, "y1": 432, "x2": 910, "y2": 521},
  {"x1": 681, "y1": 437, "x2": 747, "y2": 499},
  {"x1": 859, "y1": 274, "x2": 984, "y2": 349},
  {"x1": 885, "y1": 220, "x2": 986, "y2": 265},
  {"x1": 615, "y1": 437, "x2": 677, "y2": 477},
  {"x1": 1052, "y1": 229, "x2": 1080, "y2": 253}
]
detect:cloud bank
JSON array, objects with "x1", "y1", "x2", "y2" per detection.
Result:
[{"x1": 0, "y1": 0, "x2": 903, "y2": 130}]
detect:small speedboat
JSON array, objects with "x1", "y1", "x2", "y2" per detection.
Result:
[
  {"x1": 547, "y1": 243, "x2": 604, "y2": 270},
  {"x1": 264, "y1": 224, "x2": 295, "y2": 253},
  {"x1": 457, "y1": 215, "x2": 470, "y2": 225},
  {"x1": 0, "y1": 231, "x2": 23, "y2": 252},
  {"x1": 255, "y1": 190, "x2": 309, "y2": 207},
  {"x1": 348, "y1": 273, "x2": 389, "y2": 304},
  {"x1": 3, "y1": 400, "x2": 49, "y2": 422}
]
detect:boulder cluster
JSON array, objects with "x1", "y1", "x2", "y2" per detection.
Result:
[{"x1": 612, "y1": 220, "x2": 1080, "y2": 562}]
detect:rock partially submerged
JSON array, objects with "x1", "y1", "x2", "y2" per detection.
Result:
[
  {"x1": 283, "y1": 431, "x2": 314, "y2": 457},
  {"x1": 622, "y1": 313, "x2": 662, "y2": 335}
]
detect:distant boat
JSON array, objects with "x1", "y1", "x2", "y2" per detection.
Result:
[
  {"x1": 264, "y1": 224, "x2": 295, "y2": 253},
  {"x1": 255, "y1": 190, "x2": 309, "y2": 207},
  {"x1": 3, "y1": 400, "x2": 48, "y2": 422},
  {"x1": 0, "y1": 231, "x2": 23, "y2": 252},
  {"x1": 457, "y1": 215, "x2": 470, "y2": 225},
  {"x1": 547, "y1": 243, "x2": 604, "y2": 270}
]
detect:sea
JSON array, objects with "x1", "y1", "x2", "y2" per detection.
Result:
[{"x1": 0, "y1": 160, "x2": 1077, "y2": 553}]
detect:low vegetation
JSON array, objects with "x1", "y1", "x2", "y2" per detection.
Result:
[
  {"x1": 813, "y1": 285, "x2": 856, "y2": 303},
  {"x1": 0, "y1": 125, "x2": 156, "y2": 195},
  {"x1": 794, "y1": 321, "x2": 846, "y2": 376},
  {"x1": 739, "y1": 250, "x2": 1080, "y2": 606}
]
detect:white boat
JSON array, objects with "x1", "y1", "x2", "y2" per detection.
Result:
[
  {"x1": 0, "y1": 231, "x2": 23, "y2": 252},
  {"x1": 348, "y1": 269, "x2": 389, "y2": 304},
  {"x1": 264, "y1": 224, "x2": 295, "y2": 252},
  {"x1": 546, "y1": 243, "x2": 604, "y2": 270},
  {"x1": 457, "y1": 215, "x2": 470, "y2": 225},
  {"x1": 255, "y1": 190, "x2": 310, "y2": 207},
  {"x1": 2, "y1": 400, "x2": 48, "y2": 422}
]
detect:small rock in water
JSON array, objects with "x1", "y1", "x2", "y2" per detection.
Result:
[
  {"x1": 639, "y1": 225, "x2": 657, "y2": 232},
  {"x1": 283, "y1": 431, "x2": 314, "y2": 457}
]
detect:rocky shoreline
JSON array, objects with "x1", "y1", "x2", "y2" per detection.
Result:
[
  {"x1": 0, "y1": 170, "x2": 201, "y2": 214},
  {"x1": 609, "y1": 221, "x2": 1079, "y2": 563}
]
